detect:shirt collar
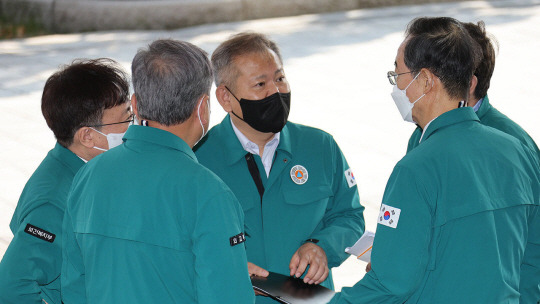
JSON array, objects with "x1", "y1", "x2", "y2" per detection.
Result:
[
  {"x1": 474, "y1": 94, "x2": 491, "y2": 120},
  {"x1": 123, "y1": 125, "x2": 197, "y2": 162},
  {"x1": 230, "y1": 116, "x2": 280, "y2": 155},
  {"x1": 217, "y1": 115, "x2": 293, "y2": 166},
  {"x1": 472, "y1": 97, "x2": 484, "y2": 112},
  {"x1": 421, "y1": 107, "x2": 480, "y2": 143}
]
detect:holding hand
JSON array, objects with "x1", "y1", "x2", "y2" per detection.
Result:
[
  {"x1": 248, "y1": 262, "x2": 269, "y2": 278},
  {"x1": 248, "y1": 262, "x2": 269, "y2": 297}
]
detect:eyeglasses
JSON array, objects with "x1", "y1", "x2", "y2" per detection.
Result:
[
  {"x1": 88, "y1": 114, "x2": 134, "y2": 127},
  {"x1": 387, "y1": 71, "x2": 413, "y2": 85}
]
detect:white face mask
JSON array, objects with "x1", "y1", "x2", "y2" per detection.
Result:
[
  {"x1": 390, "y1": 72, "x2": 425, "y2": 123},
  {"x1": 196, "y1": 97, "x2": 210, "y2": 145},
  {"x1": 90, "y1": 127, "x2": 125, "y2": 152}
]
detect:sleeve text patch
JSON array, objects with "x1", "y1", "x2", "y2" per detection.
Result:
[
  {"x1": 229, "y1": 232, "x2": 246, "y2": 246},
  {"x1": 24, "y1": 224, "x2": 56, "y2": 243}
]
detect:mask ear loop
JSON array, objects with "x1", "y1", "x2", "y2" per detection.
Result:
[
  {"x1": 88, "y1": 128, "x2": 109, "y2": 152},
  {"x1": 195, "y1": 96, "x2": 210, "y2": 146},
  {"x1": 224, "y1": 86, "x2": 240, "y2": 101},
  {"x1": 197, "y1": 97, "x2": 206, "y2": 136},
  {"x1": 224, "y1": 86, "x2": 248, "y2": 123},
  {"x1": 404, "y1": 72, "x2": 421, "y2": 91}
]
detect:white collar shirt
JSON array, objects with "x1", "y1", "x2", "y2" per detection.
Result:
[{"x1": 230, "y1": 117, "x2": 280, "y2": 177}]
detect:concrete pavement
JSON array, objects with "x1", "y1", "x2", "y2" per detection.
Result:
[{"x1": 1, "y1": 0, "x2": 539, "y2": 290}]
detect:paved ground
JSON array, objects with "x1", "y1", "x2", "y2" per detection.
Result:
[{"x1": 1, "y1": 0, "x2": 539, "y2": 291}]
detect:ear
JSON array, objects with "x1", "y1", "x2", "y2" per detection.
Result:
[
  {"x1": 215, "y1": 85, "x2": 233, "y2": 113},
  {"x1": 420, "y1": 68, "x2": 435, "y2": 94},
  {"x1": 131, "y1": 94, "x2": 139, "y2": 119},
  {"x1": 469, "y1": 75, "x2": 478, "y2": 101},
  {"x1": 75, "y1": 127, "x2": 96, "y2": 149},
  {"x1": 200, "y1": 94, "x2": 210, "y2": 125}
]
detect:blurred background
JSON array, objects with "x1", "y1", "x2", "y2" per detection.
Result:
[{"x1": 1, "y1": 0, "x2": 539, "y2": 290}]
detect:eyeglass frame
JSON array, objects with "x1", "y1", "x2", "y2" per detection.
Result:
[
  {"x1": 387, "y1": 70, "x2": 413, "y2": 85},
  {"x1": 87, "y1": 113, "x2": 135, "y2": 128}
]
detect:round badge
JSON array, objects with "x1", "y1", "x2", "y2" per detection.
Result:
[{"x1": 290, "y1": 165, "x2": 308, "y2": 185}]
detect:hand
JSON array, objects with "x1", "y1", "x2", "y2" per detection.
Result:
[
  {"x1": 365, "y1": 262, "x2": 371, "y2": 272},
  {"x1": 289, "y1": 242, "x2": 329, "y2": 284},
  {"x1": 248, "y1": 262, "x2": 269, "y2": 278},
  {"x1": 248, "y1": 262, "x2": 269, "y2": 296}
]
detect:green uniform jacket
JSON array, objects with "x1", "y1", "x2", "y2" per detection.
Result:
[
  {"x1": 0, "y1": 142, "x2": 84, "y2": 304},
  {"x1": 61, "y1": 126, "x2": 254, "y2": 304},
  {"x1": 407, "y1": 95, "x2": 540, "y2": 160},
  {"x1": 406, "y1": 96, "x2": 540, "y2": 303},
  {"x1": 194, "y1": 116, "x2": 365, "y2": 302},
  {"x1": 330, "y1": 108, "x2": 540, "y2": 303}
]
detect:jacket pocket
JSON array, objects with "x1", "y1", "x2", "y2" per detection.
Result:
[{"x1": 283, "y1": 185, "x2": 333, "y2": 205}]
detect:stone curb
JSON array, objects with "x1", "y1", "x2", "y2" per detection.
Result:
[{"x1": 1, "y1": 0, "x2": 468, "y2": 33}]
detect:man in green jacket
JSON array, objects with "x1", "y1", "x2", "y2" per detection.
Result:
[
  {"x1": 61, "y1": 39, "x2": 254, "y2": 303},
  {"x1": 194, "y1": 32, "x2": 365, "y2": 303},
  {"x1": 0, "y1": 59, "x2": 132, "y2": 304},
  {"x1": 405, "y1": 21, "x2": 540, "y2": 303},
  {"x1": 406, "y1": 21, "x2": 540, "y2": 160},
  {"x1": 329, "y1": 17, "x2": 540, "y2": 303}
]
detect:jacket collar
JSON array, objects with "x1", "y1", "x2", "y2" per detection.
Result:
[
  {"x1": 276, "y1": 122, "x2": 292, "y2": 158},
  {"x1": 123, "y1": 125, "x2": 197, "y2": 162},
  {"x1": 421, "y1": 107, "x2": 480, "y2": 143},
  {"x1": 52, "y1": 142, "x2": 85, "y2": 174}
]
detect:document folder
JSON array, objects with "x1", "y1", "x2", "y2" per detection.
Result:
[
  {"x1": 345, "y1": 230, "x2": 375, "y2": 262},
  {"x1": 251, "y1": 271, "x2": 335, "y2": 304}
]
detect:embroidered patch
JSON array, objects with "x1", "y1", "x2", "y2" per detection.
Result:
[
  {"x1": 230, "y1": 232, "x2": 246, "y2": 246},
  {"x1": 290, "y1": 165, "x2": 308, "y2": 185},
  {"x1": 24, "y1": 224, "x2": 56, "y2": 243},
  {"x1": 377, "y1": 204, "x2": 401, "y2": 229},
  {"x1": 344, "y1": 168, "x2": 357, "y2": 188}
]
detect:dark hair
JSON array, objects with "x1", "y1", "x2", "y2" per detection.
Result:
[
  {"x1": 41, "y1": 58, "x2": 130, "y2": 147},
  {"x1": 132, "y1": 39, "x2": 213, "y2": 126},
  {"x1": 404, "y1": 17, "x2": 481, "y2": 100},
  {"x1": 462, "y1": 21, "x2": 498, "y2": 99},
  {"x1": 211, "y1": 32, "x2": 282, "y2": 89}
]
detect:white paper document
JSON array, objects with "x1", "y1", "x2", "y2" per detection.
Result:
[{"x1": 344, "y1": 231, "x2": 375, "y2": 262}]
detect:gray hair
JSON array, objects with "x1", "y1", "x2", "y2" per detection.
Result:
[
  {"x1": 211, "y1": 32, "x2": 282, "y2": 90},
  {"x1": 132, "y1": 39, "x2": 213, "y2": 125}
]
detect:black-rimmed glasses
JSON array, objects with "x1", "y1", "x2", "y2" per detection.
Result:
[
  {"x1": 387, "y1": 71, "x2": 413, "y2": 85},
  {"x1": 88, "y1": 114, "x2": 134, "y2": 127}
]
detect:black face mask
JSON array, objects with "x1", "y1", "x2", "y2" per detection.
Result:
[{"x1": 226, "y1": 87, "x2": 291, "y2": 133}]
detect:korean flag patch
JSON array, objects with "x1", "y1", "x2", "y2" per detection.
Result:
[
  {"x1": 344, "y1": 168, "x2": 357, "y2": 188},
  {"x1": 377, "y1": 204, "x2": 401, "y2": 229}
]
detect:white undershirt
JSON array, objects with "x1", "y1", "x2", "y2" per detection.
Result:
[
  {"x1": 230, "y1": 117, "x2": 280, "y2": 177},
  {"x1": 419, "y1": 118, "x2": 436, "y2": 144}
]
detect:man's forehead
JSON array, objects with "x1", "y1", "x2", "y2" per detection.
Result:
[
  {"x1": 394, "y1": 40, "x2": 407, "y2": 68},
  {"x1": 233, "y1": 51, "x2": 283, "y2": 76}
]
